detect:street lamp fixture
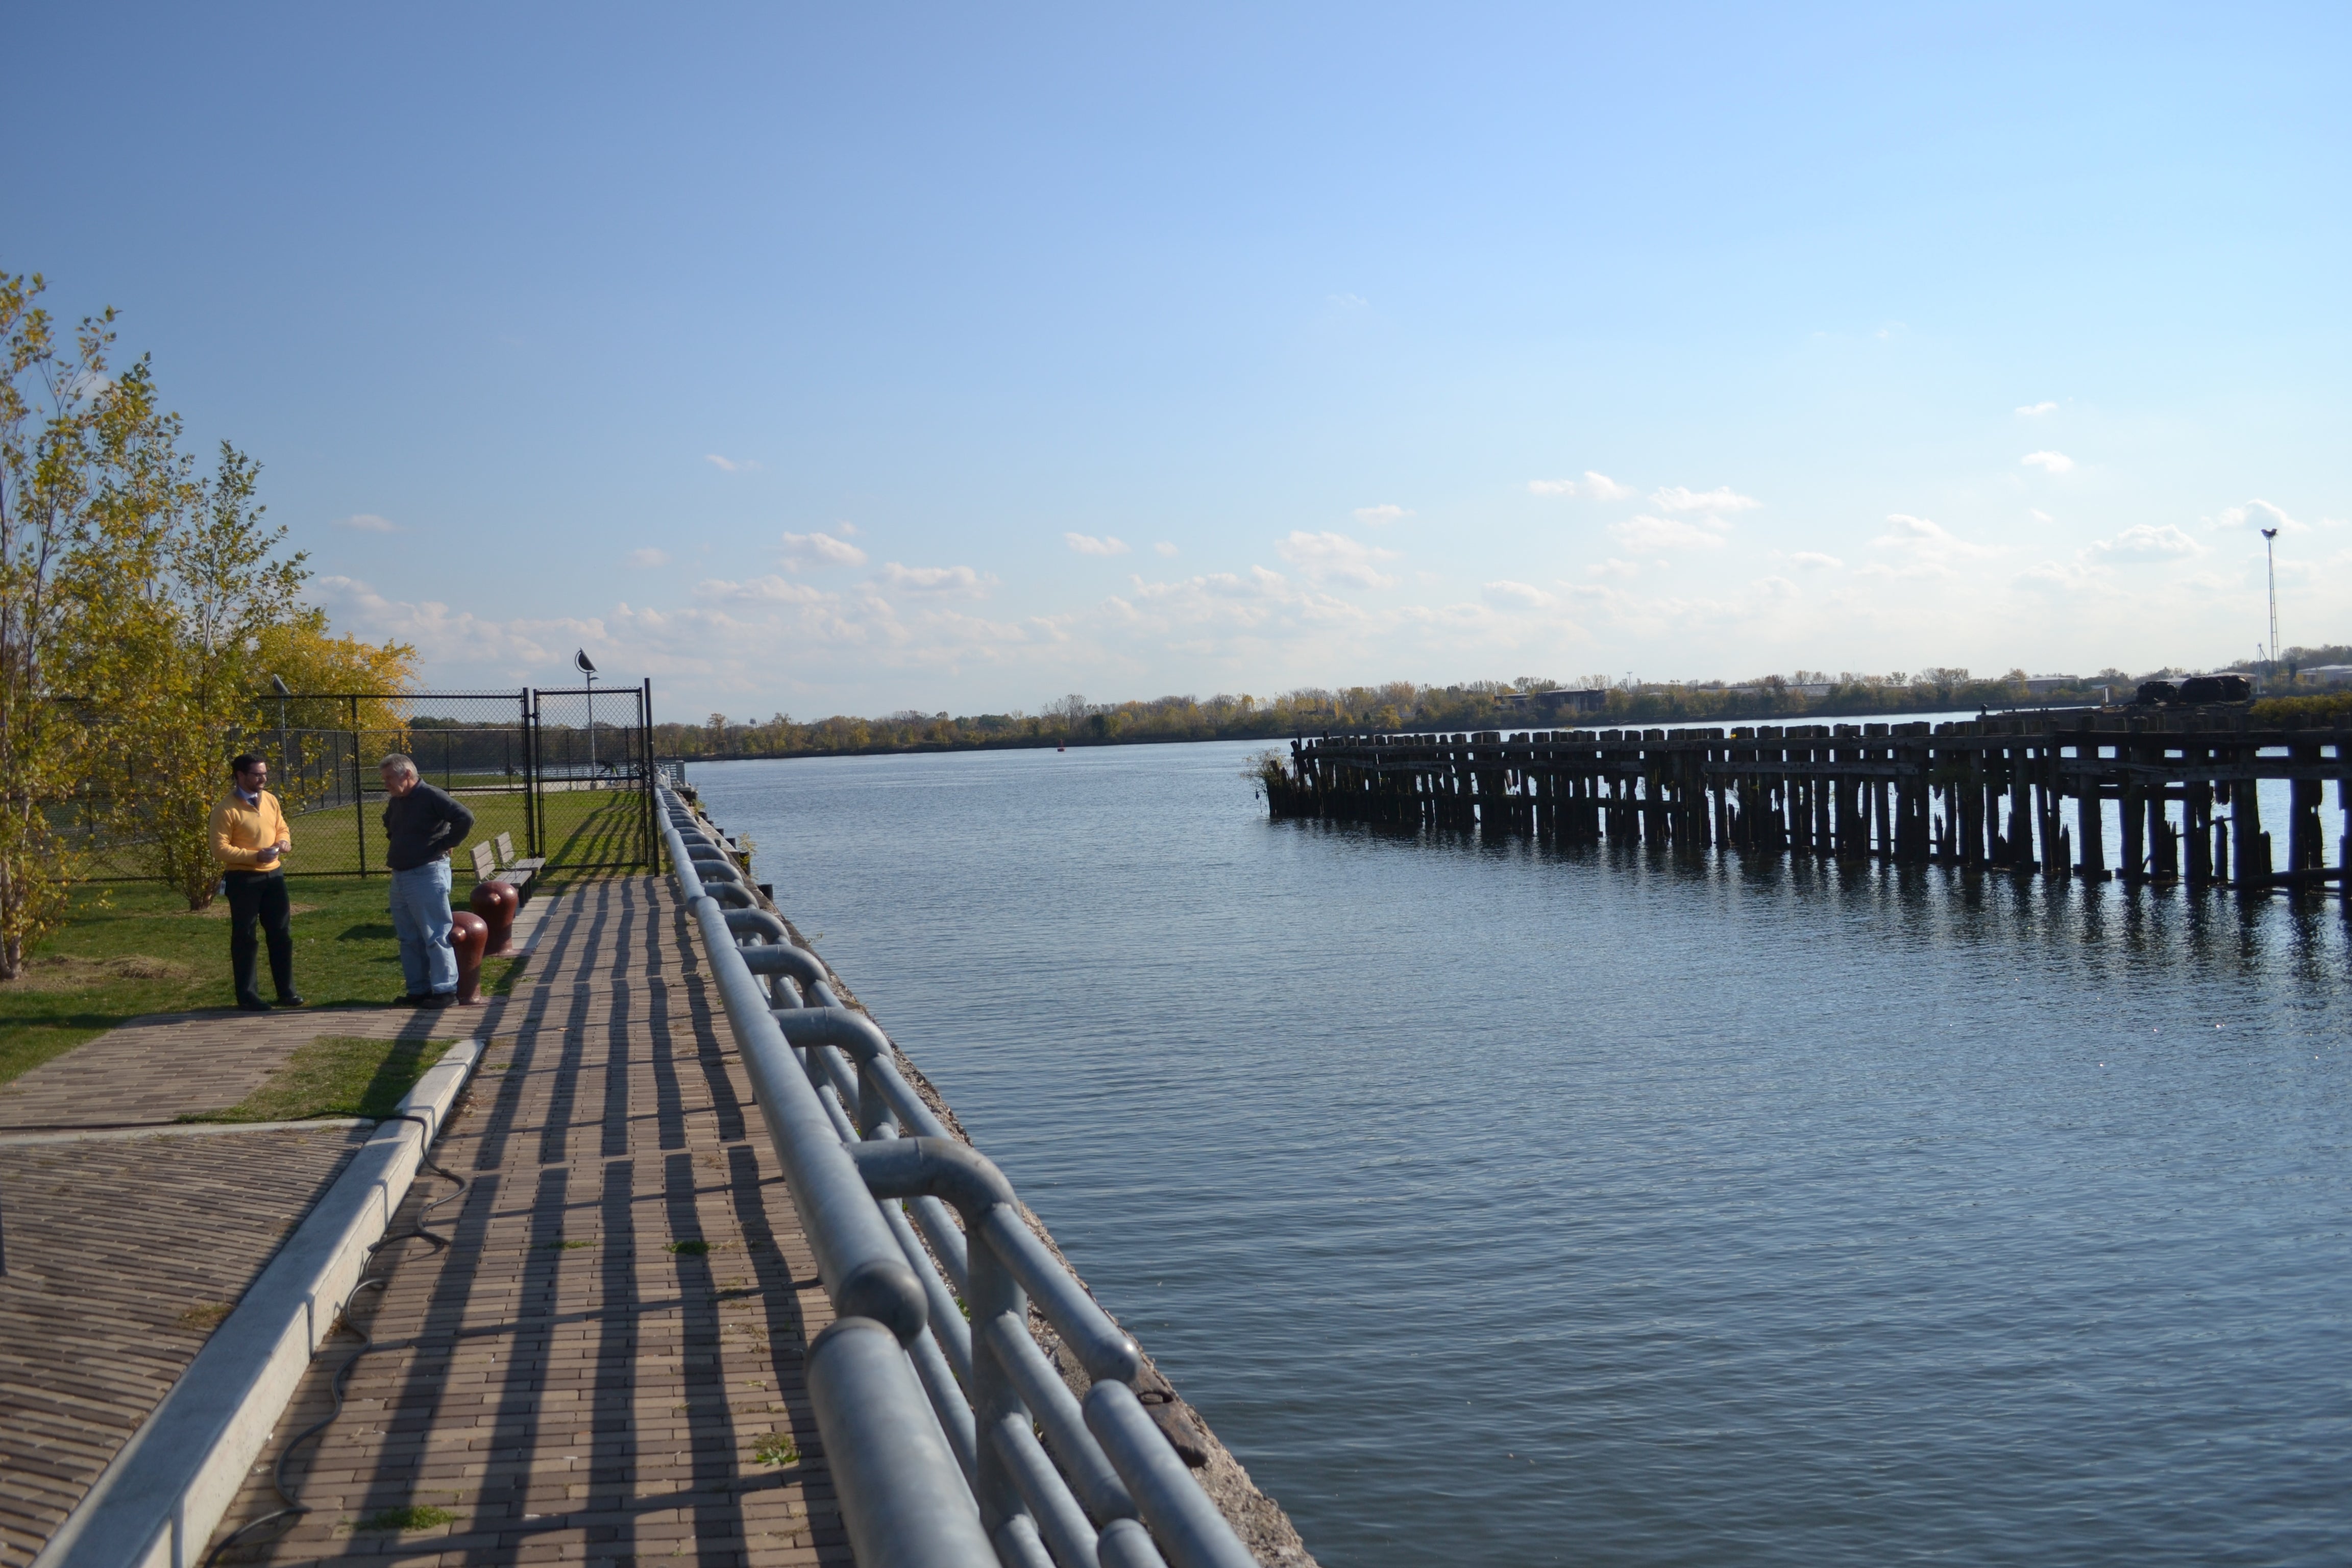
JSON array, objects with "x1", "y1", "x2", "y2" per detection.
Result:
[{"x1": 575, "y1": 650, "x2": 600, "y2": 787}]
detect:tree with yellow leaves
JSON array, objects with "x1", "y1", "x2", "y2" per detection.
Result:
[
  {"x1": 0, "y1": 275, "x2": 196, "y2": 973},
  {"x1": 95, "y1": 438, "x2": 320, "y2": 909}
]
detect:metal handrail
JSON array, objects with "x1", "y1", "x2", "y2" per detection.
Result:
[{"x1": 658, "y1": 791, "x2": 1259, "y2": 1568}]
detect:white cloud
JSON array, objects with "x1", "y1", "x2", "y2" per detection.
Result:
[
  {"x1": 1481, "y1": 580, "x2": 1556, "y2": 609},
  {"x1": 1353, "y1": 504, "x2": 1411, "y2": 526},
  {"x1": 704, "y1": 453, "x2": 761, "y2": 473},
  {"x1": 781, "y1": 529, "x2": 869, "y2": 568},
  {"x1": 1586, "y1": 558, "x2": 1640, "y2": 578},
  {"x1": 1064, "y1": 532, "x2": 1131, "y2": 556},
  {"x1": 2015, "y1": 402, "x2": 2059, "y2": 417},
  {"x1": 1650, "y1": 485, "x2": 1761, "y2": 513},
  {"x1": 1559, "y1": 574, "x2": 1812, "y2": 639},
  {"x1": 1789, "y1": 551, "x2": 1843, "y2": 570},
  {"x1": 1881, "y1": 513, "x2": 1961, "y2": 546},
  {"x1": 2030, "y1": 509, "x2": 2055, "y2": 524},
  {"x1": 1275, "y1": 531, "x2": 1401, "y2": 589},
  {"x1": 874, "y1": 562, "x2": 998, "y2": 596},
  {"x1": 313, "y1": 574, "x2": 621, "y2": 673},
  {"x1": 2213, "y1": 498, "x2": 2310, "y2": 534},
  {"x1": 333, "y1": 513, "x2": 401, "y2": 533},
  {"x1": 1153, "y1": 542, "x2": 1178, "y2": 557},
  {"x1": 1610, "y1": 514, "x2": 1728, "y2": 552},
  {"x1": 1528, "y1": 472, "x2": 1633, "y2": 500},
  {"x1": 2090, "y1": 524, "x2": 2203, "y2": 559},
  {"x1": 628, "y1": 548, "x2": 672, "y2": 569},
  {"x1": 1876, "y1": 513, "x2": 1997, "y2": 562},
  {"x1": 696, "y1": 574, "x2": 832, "y2": 606},
  {"x1": 1111, "y1": 566, "x2": 1358, "y2": 637},
  {"x1": 2020, "y1": 450, "x2": 2075, "y2": 474}
]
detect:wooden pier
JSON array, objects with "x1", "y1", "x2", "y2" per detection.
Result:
[{"x1": 1270, "y1": 710, "x2": 2352, "y2": 893}]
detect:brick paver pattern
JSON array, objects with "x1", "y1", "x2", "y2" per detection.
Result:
[
  {"x1": 206, "y1": 877, "x2": 850, "y2": 1567},
  {"x1": 0, "y1": 1126, "x2": 375, "y2": 1565},
  {"x1": 0, "y1": 1011, "x2": 449, "y2": 1132},
  {"x1": 0, "y1": 895, "x2": 559, "y2": 1133}
]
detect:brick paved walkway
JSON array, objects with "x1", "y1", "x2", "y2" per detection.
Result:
[
  {"x1": 0, "y1": 1010, "x2": 447, "y2": 1132},
  {"x1": 205, "y1": 876, "x2": 848, "y2": 1567},
  {"x1": 0, "y1": 1125, "x2": 375, "y2": 1566}
]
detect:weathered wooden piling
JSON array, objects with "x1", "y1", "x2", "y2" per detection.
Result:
[{"x1": 1268, "y1": 710, "x2": 2352, "y2": 897}]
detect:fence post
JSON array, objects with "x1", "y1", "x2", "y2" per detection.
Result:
[
  {"x1": 521, "y1": 688, "x2": 540, "y2": 862},
  {"x1": 528, "y1": 688, "x2": 545, "y2": 861},
  {"x1": 350, "y1": 696, "x2": 368, "y2": 878},
  {"x1": 641, "y1": 678, "x2": 656, "y2": 870}
]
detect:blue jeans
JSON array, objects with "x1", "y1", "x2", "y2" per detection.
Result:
[{"x1": 388, "y1": 858, "x2": 457, "y2": 996}]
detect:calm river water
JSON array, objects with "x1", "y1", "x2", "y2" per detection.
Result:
[{"x1": 695, "y1": 740, "x2": 2347, "y2": 1568}]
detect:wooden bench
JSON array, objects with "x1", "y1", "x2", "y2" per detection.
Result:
[
  {"x1": 496, "y1": 831, "x2": 546, "y2": 887},
  {"x1": 467, "y1": 834, "x2": 543, "y2": 902}
]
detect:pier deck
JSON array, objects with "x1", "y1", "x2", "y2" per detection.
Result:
[
  {"x1": 201, "y1": 875, "x2": 848, "y2": 1566},
  {"x1": 0, "y1": 879, "x2": 853, "y2": 1568},
  {"x1": 1274, "y1": 710, "x2": 2352, "y2": 890}
]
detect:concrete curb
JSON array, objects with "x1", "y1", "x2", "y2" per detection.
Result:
[{"x1": 29, "y1": 1038, "x2": 483, "y2": 1568}]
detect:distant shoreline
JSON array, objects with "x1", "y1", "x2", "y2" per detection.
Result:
[{"x1": 658, "y1": 697, "x2": 2111, "y2": 767}]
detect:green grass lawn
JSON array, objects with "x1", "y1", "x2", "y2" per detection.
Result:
[
  {"x1": 180, "y1": 1034, "x2": 457, "y2": 1122},
  {"x1": 78, "y1": 787, "x2": 653, "y2": 889},
  {"x1": 0, "y1": 876, "x2": 530, "y2": 1088}
]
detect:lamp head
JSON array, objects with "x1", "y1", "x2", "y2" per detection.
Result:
[
  {"x1": 2262, "y1": 528, "x2": 2279, "y2": 541},
  {"x1": 574, "y1": 649, "x2": 598, "y2": 676},
  {"x1": 269, "y1": 674, "x2": 291, "y2": 697}
]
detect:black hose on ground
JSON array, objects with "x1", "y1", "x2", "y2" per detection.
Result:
[{"x1": 201, "y1": 1114, "x2": 470, "y2": 1565}]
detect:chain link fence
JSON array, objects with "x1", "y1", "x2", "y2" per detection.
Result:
[{"x1": 79, "y1": 683, "x2": 656, "y2": 885}]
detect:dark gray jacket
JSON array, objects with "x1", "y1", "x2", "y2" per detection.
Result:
[{"x1": 382, "y1": 781, "x2": 476, "y2": 871}]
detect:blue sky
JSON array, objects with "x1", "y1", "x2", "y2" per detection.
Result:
[{"x1": 10, "y1": 4, "x2": 2347, "y2": 718}]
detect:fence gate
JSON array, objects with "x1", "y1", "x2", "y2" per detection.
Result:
[{"x1": 528, "y1": 681, "x2": 657, "y2": 874}]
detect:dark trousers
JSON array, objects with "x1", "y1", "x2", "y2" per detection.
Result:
[{"x1": 225, "y1": 870, "x2": 295, "y2": 1004}]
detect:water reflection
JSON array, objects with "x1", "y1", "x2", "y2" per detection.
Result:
[{"x1": 698, "y1": 740, "x2": 2347, "y2": 1568}]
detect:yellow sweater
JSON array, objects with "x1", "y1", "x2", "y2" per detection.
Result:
[{"x1": 210, "y1": 789, "x2": 290, "y2": 871}]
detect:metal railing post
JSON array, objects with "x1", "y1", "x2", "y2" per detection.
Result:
[{"x1": 969, "y1": 1224, "x2": 1026, "y2": 1537}]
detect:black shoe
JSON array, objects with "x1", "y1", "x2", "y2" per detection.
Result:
[
  {"x1": 400, "y1": 992, "x2": 431, "y2": 1006},
  {"x1": 237, "y1": 997, "x2": 272, "y2": 1013},
  {"x1": 421, "y1": 991, "x2": 457, "y2": 1008},
  {"x1": 276, "y1": 994, "x2": 306, "y2": 1008}
]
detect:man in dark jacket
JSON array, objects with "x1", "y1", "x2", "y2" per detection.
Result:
[{"x1": 380, "y1": 753, "x2": 476, "y2": 1005}]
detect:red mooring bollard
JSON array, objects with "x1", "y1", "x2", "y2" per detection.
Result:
[
  {"x1": 450, "y1": 910, "x2": 489, "y2": 1005},
  {"x1": 469, "y1": 879, "x2": 519, "y2": 955}
]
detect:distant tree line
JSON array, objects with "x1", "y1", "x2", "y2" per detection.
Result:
[{"x1": 662, "y1": 652, "x2": 2346, "y2": 767}]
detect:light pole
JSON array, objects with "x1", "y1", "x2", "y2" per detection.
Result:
[
  {"x1": 575, "y1": 649, "x2": 599, "y2": 788},
  {"x1": 2261, "y1": 527, "x2": 2280, "y2": 671}
]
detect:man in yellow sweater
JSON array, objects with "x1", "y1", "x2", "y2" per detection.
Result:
[{"x1": 210, "y1": 753, "x2": 302, "y2": 1012}]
